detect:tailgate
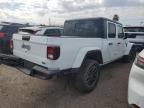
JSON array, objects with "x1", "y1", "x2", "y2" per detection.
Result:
[{"x1": 13, "y1": 34, "x2": 48, "y2": 67}]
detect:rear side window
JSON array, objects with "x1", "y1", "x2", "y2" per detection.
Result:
[
  {"x1": 75, "y1": 22, "x2": 98, "y2": 36},
  {"x1": 64, "y1": 19, "x2": 104, "y2": 38},
  {"x1": 108, "y1": 23, "x2": 116, "y2": 38},
  {"x1": 44, "y1": 29, "x2": 61, "y2": 37},
  {"x1": 118, "y1": 25, "x2": 124, "y2": 38}
]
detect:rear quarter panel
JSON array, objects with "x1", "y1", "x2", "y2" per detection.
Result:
[{"x1": 46, "y1": 37, "x2": 103, "y2": 70}]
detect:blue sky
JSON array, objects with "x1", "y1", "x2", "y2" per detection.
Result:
[{"x1": 0, "y1": 0, "x2": 143, "y2": 26}]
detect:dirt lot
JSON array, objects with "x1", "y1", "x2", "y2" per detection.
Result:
[{"x1": 0, "y1": 61, "x2": 133, "y2": 108}]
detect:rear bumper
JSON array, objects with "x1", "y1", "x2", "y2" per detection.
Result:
[
  {"x1": 16, "y1": 65, "x2": 60, "y2": 80},
  {"x1": 15, "y1": 60, "x2": 78, "y2": 80},
  {"x1": 128, "y1": 64, "x2": 144, "y2": 108}
]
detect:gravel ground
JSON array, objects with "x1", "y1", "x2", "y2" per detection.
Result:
[{"x1": 0, "y1": 61, "x2": 133, "y2": 108}]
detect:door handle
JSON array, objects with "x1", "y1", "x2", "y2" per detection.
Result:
[
  {"x1": 117, "y1": 42, "x2": 121, "y2": 44},
  {"x1": 108, "y1": 42, "x2": 113, "y2": 45}
]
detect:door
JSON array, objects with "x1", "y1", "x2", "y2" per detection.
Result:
[
  {"x1": 107, "y1": 22, "x2": 118, "y2": 61},
  {"x1": 117, "y1": 25, "x2": 125, "y2": 57}
]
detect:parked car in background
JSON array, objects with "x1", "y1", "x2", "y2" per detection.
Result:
[
  {"x1": 19, "y1": 26, "x2": 63, "y2": 36},
  {"x1": 128, "y1": 49, "x2": 144, "y2": 108},
  {"x1": 0, "y1": 23, "x2": 27, "y2": 65},
  {"x1": 18, "y1": 26, "x2": 41, "y2": 35},
  {"x1": 35, "y1": 26, "x2": 63, "y2": 37},
  {"x1": 124, "y1": 26, "x2": 144, "y2": 51}
]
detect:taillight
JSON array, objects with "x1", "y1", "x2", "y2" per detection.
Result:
[
  {"x1": 0, "y1": 32, "x2": 5, "y2": 38},
  {"x1": 47, "y1": 46, "x2": 60, "y2": 60},
  {"x1": 135, "y1": 55, "x2": 144, "y2": 69}
]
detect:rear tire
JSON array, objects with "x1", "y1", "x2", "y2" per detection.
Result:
[{"x1": 73, "y1": 59, "x2": 100, "y2": 93}]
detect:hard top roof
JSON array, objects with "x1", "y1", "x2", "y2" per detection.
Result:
[{"x1": 65, "y1": 17, "x2": 122, "y2": 25}]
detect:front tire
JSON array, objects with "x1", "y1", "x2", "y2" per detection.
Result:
[{"x1": 74, "y1": 59, "x2": 100, "y2": 93}]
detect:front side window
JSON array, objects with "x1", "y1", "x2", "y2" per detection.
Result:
[
  {"x1": 108, "y1": 23, "x2": 116, "y2": 38},
  {"x1": 118, "y1": 25, "x2": 124, "y2": 38}
]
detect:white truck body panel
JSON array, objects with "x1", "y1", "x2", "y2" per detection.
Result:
[
  {"x1": 13, "y1": 18, "x2": 133, "y2": 73},
  {"x1": 13, "y1": 34, "x2": 131, "y2": 70},
  {"x1": 13, "y1": 34, "x2": 107, "y2": 70}
]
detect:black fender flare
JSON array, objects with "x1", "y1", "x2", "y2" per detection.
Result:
[{"x1": 82, "y1": 50, "x2": 103, "y2": 65}]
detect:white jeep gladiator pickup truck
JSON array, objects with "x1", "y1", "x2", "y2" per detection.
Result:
[{"x1": 13, "y1": 17, "x2": 135, "y2": 93}]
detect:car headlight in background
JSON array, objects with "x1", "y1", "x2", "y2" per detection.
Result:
[{"x1": 135, "y1": 55, "x2": 144, "y2": 69}]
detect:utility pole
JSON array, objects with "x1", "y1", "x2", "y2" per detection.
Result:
[{"x1": 49, "y1": 18, "x2": 51, "y2": 26}]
